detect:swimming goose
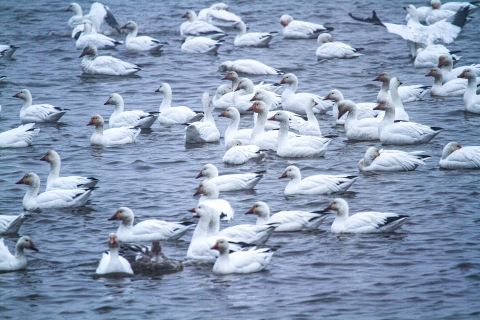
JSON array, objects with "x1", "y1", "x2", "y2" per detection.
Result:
[
  {"x1": 195, "y1": 163, "x2": 263, "y2": 192},
  {"x1": 245, "y1": 201, "x2": 329, "y2": 232},
  {"x1": 40, "y1": 150, "x2": 99, "y2": 191},
  {"x1": 218, "y1": 107, "x2": 252, "y2": 146},
  {"x1": 316, "y1": 33, "x2": 363, "y2": 60},
  {"x1": 0, "y1": 123, "x2": 40, "y2": 148},
  {"x1": 336, "y1": 100, "x2": 380, "y2": 141},
  {"x1": 233, "y1": 21, "x2": 275, "y2": 47},
  {"x1": 121, "y1": 21, "x2": 167, "y2": 51},
  {"x1": 87, "y1": 114, "x2": 140, "y2": 146},
  {"x1": 180, "y1": 10, "x2": 225, "y2": 37},
  {"x1": 438, "y1": 54, "x2": 480, "y2": 83},
  {"x1": 79, "y1": 45, "x2": 142, "y2": 76},
  {"x1": 458, "y1": 67, "x2": 480, "y2": 113},
  {"x1": 108, "y1": 207, "x2": 195, "y2": 242},
  {"x1": 75, "y1": 21, "x2": 121, "y2": 50},
  {"x1": 223, "y1": 140, "x2": 264, "y2": 165},
  {"x1": 217, "y1": 59, "x2": 284, "y2": 75},
  {"x1": 414, "y1": 44, "x2": 460, "y2": 68},
  {"x1": 374, "y1": 100, "x2": 442, "y2": 145},
  {"x1": 185, "y1": 92, "x2": 220, "y2": 143},
  {"x1": 211, "y1": 238, "x2": 274, "y2": 274},
  {"x1": 439, "y1": 141, "x2": 480, "y2": 169},
  {"x1": 0, "y1": 44, "x2": 19, "y2": 59},
  {"x1": 386, "y1": 77, "x2": 409, "y2": 121},
  {"x1": 66, "y1": 2, "x2": 121, "y2": 33},
  {"x1": 16, "y1": 172, "x2": 93, "y2": 210},
  {"x1": 279, "y1": 14, "x2": 333, "y2": 39},
  {"x1": 213, "y1": 84, "x2": 234, "y2": 109},
  {"x1": 269, "y1": 110, "x2": 333, "y2": 157},
  {"x1": 13, "y1": 89, "x2": 67, "y2": 123},
  {"x1": 96, "y1": 233, "x2": 133, "y2": 275},
  {"x1": 358, "y1": 147, "x2": 430, "y2": 172},
  {"x1": 181, "y1": 36, "x2": 222, "y2": 54},
  {"x1": 279, "y1": 165, "x2": 358, "y2": 196},
  {"x1": 155, "y1": 83, "x2": 203, "y2": 125},
  {"x1": 104, "y1": 93, "x2": 158, "y2": 128},
  {"x1": 0, "y1": 214, "x2": 26, "y2": 235},
  {"x1": 324, "y1": 89, "x2": 378, "y2": 124},
  {"x1": 426, "y1": 67, "x2": 468, "y2": 97},
  {"x1": 222, "y1": 70, "x2": 282, "y2": 94},
  {"x1": 325, "y1": 198, "x2": 408, "y2": 233},
  {"x1": 199, "y1": 3, "x2": 242, "y2": 27},
  {"x1": 0, "y1": 236, "x2": 38, "y2": 271},
  {"x1": 373, "y1": 71, "x2": 429, "y2": 103},
  {"x1": 194, "y1": 180, "x2": 234, "y2": 221}
]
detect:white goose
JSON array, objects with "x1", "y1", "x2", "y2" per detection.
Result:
[
  {"x1": 75, "y1": 21, "x2": 121, "y2": 50},
  {"x1": 358, "y1": 147, "x2": 430, "y2": 172},
  {"x1": 195, "y1": 163, "x2": 263, "y2": 192},
  {"x1": 121, "y1": 21, "x2": 167, "y2": 51},
  {"x1": 199, "y1": 3, "x2": 242, "y2": 27},
  {"x1": 269, "y1": 110, "x2": 332, "y2": 157},
  {"x1": 222, "y1": 70, "x2": 282, "y2": 95},
  {"x1": 374, "y1": 100, "x2": 442, "y2": 145},
  {"x1": 212, "y1": 84, "x2": 234, "y2": 109},
  {"x1": 40, "y1": 150, "x2": 99, "y2": 191},
  {"x1": 223, "y1": 140, "x2": 263, "y2": 165},
  {"x1": 316, "y1": 33, "x2": 363, "y2": 60},
  {"x1": 336, "y1": 100, "x2": 380, "y2": 141},
  {"x1": 108, "y1": 207, "x2": 195, "y2": 242},
  {"x1": 414, "y1": 45, "x2": 460, "y2": 68},
  {"x1": 13, "y1": 89, "x2": 67, "y2": 123},
  {"x1": 245, "y1": 201, "x2": 329, "y2": 232},
  {"x1": 439, "y1": 141, "x2": 480, "y2": 169},
  {"x1": 155, "y1": 83, "x2": 202, "y2": 125},
  {"x1": 247, "y1": 101, "x2": 286, "y2": 151},
  {"x1": 181, "y1": 36, "x2": 222, "y2": 54},
  {"x1": 180, "y1": 10, "x2": 225, "y2": 37},
  {"x1": 79, "y1": 45, "x2": 142, "y2": 76},
  {"x1": 0, "y1": 123, "x2": 40, "y2": 148},
  {"x1": 185, "y1": 92, "x2": 220, "y2": 143},
  {"x1": 250, "y1": 89, "x2": 291, "y2": 129},
  {"x1": 0, "y1": 236, "x2": 38, "y2": 271},
  {"x1": 438, "y1": 54, "x2": 480, "y2": 83},
  {"x1": 279, "y1": 14, "x2": 333, "y2": 39},
  {"x1": 217, "y1": 59, "x2": 284, "y2": 75},
  {"x1": 218, "y1": 107, "x2": 252, "y2": 146},
  {"x1": 279, "y1": 165, "x2": 358, "y2": 196},
  {"x1": 87, "y1": 114, "x2": 140, "y2": 146},
  {"x1": 104, "y1": 93, "x2": 158, "y2": 128},
  {"x1": 458, "y1": 67, "x2": 480, "y2": 114},
  {"x1": 426, "y1": 67, "x2": 468, "y2": 97},
  {"x1": 66, "y1": 2, "x2": 121, "y2": 33},
  {"x1": 211, "y1": 238, "x2": 274, "y2": 275},
  {"x1": 96, "y1": 233, "x2": 133, "y2": 275},
  {"x1": 16, "y1": 172, "x2": 93, "y2": 210},
  {"x1": 325, "y1": 198, "x2": 408, "y2": 233},
  {"x1": 324, "y1": 89, "x2": 378, "y2": 125},
  {"x1": 233, "y1": 21, "x2": 275, "y2": 47},
  {"x1": 374, "y1": 71, "x2": 429, "y2": 104},
  {"x1": 279, "y1": 73, "x2": 331, "y2": 115},
  {"x1": 194, "y1": 180, "x2": 234, "y2": 221},
  {"x1": 0, "y1": 214, "x2": 26, "y2": 235}
]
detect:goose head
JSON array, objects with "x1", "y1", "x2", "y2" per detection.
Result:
[
  {"x1": 441, "y1": 141, "x2": 462, "y2": 159},
  {"x1": 247, "y1": 101, "x2": 267, "y2": 113},
  {"x1": 188, "y1": 202, "x2": 216, "y2": 219},
  {"x1": 235, "y1": 78, "x2": 254, "y2": 92},
  {"x1": 217, "y1": 61, "x2": 232, "y2": 73},
  {"x1": 104, "y1": 93, "x2": 123, "y2": 106},
  {"x1": 108, "y1": 207, "x2": 134, "y2": 225},
  {"x1": 389, "y1": 77, "x2": 402, "y2": 90},
  {"x1": 108, "y1": 233, "x2": 120, "y2": 249},
  {"x1": 17, "y1": 236, "x2": 39, "y2": 252},
  {"x1": 425, "y1": 67, "x2": 442, "y2": 79},
  {"x1": 278, "y1": 165, "x2": 301, "y2": 180},
  {"x1": 86, "y1": 114, "x2": 105, "y2": 126},
  {"x1": 15, "y1": 172, "x2": 41, "y2": 188},
  {"x1": 268, "y1": 110, "x2": 289, "y2": 122},
  {"x1": 363, "y1": 147, "x2": 380, "y2": 167},
  {"x1": 403, "y1": 5, "x2": 418, "y2": 19},
  {"x1": 245, "y1": 201, "x2": 270, "y2": 219},
  {"x1": 250, "y1": 89, "x2": 272, "y2": 103},
  {"x1": 40, "y1": 150, "x2": 60, "y2": 164},
  {"x1": 317, "y1": 33, "x2": 333, "y2": 45},
  {"x1": 226, "y1": 139, "x2": 242, "y2": 151},
  {"x1": 182, "y1": 10, "x2": 197, "y2": 22},
  {"x1": 196, "y1": 163, "x2": 218, "y2": 179},
  {"x1": 210, "y1": 238, "x2": 229, "y2": 253},
  {"x1": 372, "y1": 71, "x2": 390, "y2": 83},
  {"x1": 155, "y1": 83, "x2": 172, "y2": 95},
  {"x1": 278, "y1": 73, "x2": 297, "y2": 85},
  {"x1": 221, "y1": 70, "x2": 238, "y2": 81},
  {"x1": 279, "y1": 14, "x2": 293, "y2": 27},
  {"x1": 79, "y1": 44, "x2": 98, "y2": 58},
  {"x1": 430, "y1": 0, "x2": 442, "y2": 10},
  {"x1": 437, "y1": 54, "x2": 452, "y2": 68},
  {"x1": 194, "y1": 180, "x2": 219, "y2": 198},
  {"x1": 219, "y1": 106, "x2": 240, "y2": 119},
  {"x1": 337, "y1": 100, "x2": 356, "y2": 118},
  {"x1": 324, "y1": 198, "x2": 349, "y2": 217},
  {"x1": 458, "y1": 67, "x2": 476, "y2": 80},
  {"x1": 12, "y1": 89, "x2": 32, "y2": 101},
  {"x1": 66, "y1": 3, "x2": 82, "y2": 15},
  {"x1": 373, "y1": 99, "x2": 393, "y2": 111},
  {"x1": 121, "y1": 21, "x2": 138, "y2": 31},
  {"x1": 323, "y1": 89, "x2": 343, "y2": 102},
  {"x1": 215, "y1": 84, "x2": 232, "y2": 98}
]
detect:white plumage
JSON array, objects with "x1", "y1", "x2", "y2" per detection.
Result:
[
  {"x1": 279, "y1": 14, "x2": 333, "y2": 39},
  {"x1": 75, "y1": 22, "x2": 121, "y2": 50},
  {"x1": 96, "y1": 233, "x2": 133, "y2": 275},
  {"x1": 439, "y1": 142, "x2": 480, "y2": 169},
  {"x1": 181, "y1": 36, "x2": 222, "y2": 54},
  {"x1": 13, "y1": 89, "x2": 67, "y2": 123},
  {"x1": 358, "y1": 147, "x2": 430, "y2": 172},
  {"x1": 195, "y1": 163, "x2": 263, "y2": 192},
  {"x1": 180, "y1": 10, "x2": 224, "y2": 37},
  {"x1": 337, "y1": 100, "x2": 380, "y2": 141},
  {"x1": 185, "y1": 92, "x2": 220, "y2": 143},
  {"x1": 316, "y1": 33, "x2": 363, "y2": 60},
  {"x1": 121, "y1": 21, "x2": 167, "y2": 51},
  {"x1": 79, "y1": 45, "x2": 141, "y2": 76},
  {"x1": 458, "y1": 67, "x2": 480, "y2": 113},
  {"x1": 87, "y1": 114, "x2": 140, "y2": 146},
  {"x1": 155, "y1": 83, "x2": 203, "y2": 125},
  {"x1": 104, "y1": 93, "x2": 158, "y2": 128},
  {"x1": 233, "y1": 21, "x2": 274, "y2": 47},
  {"x1": 374, "y1": 71, "x2": 429, "y2": 103},
  {"x1": 0, "y1": 236, "x2": 38, "y2": 272},
  {"x1": 0, "y1": 214, "x2": 26, "y2": 235},
  {"x1": 195, "y1": 180, "x2": 234, "y2": 221},
  {"x1": 223, "y1": 140, "x2": 263, "y2": 165},
  {"x1": 324, "y1": 89, "x2": 378, "y2": 125},
  {"x1": 0, "y1": 123, "x2": 40, "y2": 148},
  {"x1": 217, "y1": 59, "x2": 284, "y2": 75}
]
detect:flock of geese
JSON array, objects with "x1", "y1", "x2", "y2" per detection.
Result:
[{"x1": 1, "y1": 1, "x2": 480, "y2": 276}]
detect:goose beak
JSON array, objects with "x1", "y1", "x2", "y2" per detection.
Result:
[
  {"x1": 195, "y1": 171, "x2": 203, "y2": 179},
  {"x1": 245, "y1": 206, "x2": 255, "y2": 214},
  {"x1": 323, "y1": 94, "x2": 331, "y2": 100},
  {"x1": 108, "y1": 211, "x2": 119, "y2": 220},
  {"x1": 278, "y1": 171, "x2": 287, "y2": 179},
  {"x1": 267, "y1": 115, "x2": 276, "y2": 121},
  {"x1": 249, "y1": 95, "x2": 256, "y2": 101},
  {"x1": 193, "y1": 188, "x2": 201, "y2": 196},
  {"x1": 15, "y1": 177, "x2": 25, "y2": 184}
]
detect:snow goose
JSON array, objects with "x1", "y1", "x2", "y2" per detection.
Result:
[
  {"x1": 121, "y1": 21, "x2": 167, "y2": 51},
  {"x1": 181, "y1": 36, "x2": 222, "y2": 54},
  {"x1": 458, "y1": 67, "x2": 480, "y2": 113},
  {"x1": 292, "y1": 95, "x2": 322, "y2": 136},
  {"x1": 218, "y1": 107, "x2": 252, "y2": 146},
  {"x1": 439, "y1": 141, "x2": 480, "y2": 169},
  {"x1": 194, "y1": 180, "x2": 234, "y2": 221},
  {"x1": 223, "y1": 140, "x2": 264, "y2": 165},
  {"x1": 279, "y1": 165, "x2": 358, "y2": 196},
  {"x1": 217, "y1": 59, "x2": 284, "y2": 75},
  {"x1": 155, "y1": 83, "x2": 202, "y2": 125},
  {"x1": 316, "y1": 33, "x2": 363, "y2": 60},
  {"x1": 0, "y1": 214, "x2": 26, "y2": 235},
  {"x1": 16, "y1": 172, "x2": 93, "y2": 210},
  {"x1": 247, "y1": 101, "x2": 281, "y2": 151},
  {"x1": 414, "y1": 44, "x2": 461, "y2": 68},
  {"x1": 0, "y1": 123, "x2": 40, "y2": 148},
  {"x1": 213, "y1": 84, "x2": 234, "y2": 109},
  {"x1": 374, "y1": 100, "x2": 443, "y2": 145},
  {"x1": 104, "y1": 93, "x2": 158, "y2": 128},
  {"x1": 324, "y1": 89, "x2": 378, "y2": 124},
  {"x1": 386, "y1": 77, "x2": 409, "y2": 121},
  {"x1": 373, "y1": 71, "x2": 429, "y2": 104},
  {"x1": 122, "y1": 241, "x2": 183, "y2": 274},
  {"x1": 211, "y1": 238, "x2": 274, "y2": 274},
  {"x1": 245, "y1": 201, "x2": 329, "y2": 232},
  {"x1": 87, "y1": 114, "x2": 140, "y2": 146},
  {"x1": 336, "y1": 100, "x2": 380, "y2": 141},
  {"x1": 96, "y1": 233, "x2": 133, "y2": 275},
  {"x1": 269, "y1": 110, "x2": 333, "y2": 157},
  {"x1": 79, "y1": 45, "x2": 142, "y2": 76},
  {"x1": 0, "y1": 236, "x2": 38, "y2": 272},
  {"x1": 279, "y1": 73, "x2": 331, "y2": 114},
  {"x1": 358, "y1": 147, "x2": 430, "y2": 172},
  {"x1": 438, "y1": 54, "x2": 480, "y2": 83},
  {"x1": 185, "y1": 92, "x2": 220, "y2": 143},
  {"x1": 67, "y1": 2, "x2": 121, "y2": 33},
  {"x1": 233, "y1": 78, "x2": 258, "y2": 113},
  {"x1": 108, "y1": 207, "x2": 195, "y2": 242},
  {"x1": 13, "y1": 89, "x2": 67, "y2": 123},
  {"x1": 426, "y1": 67, "x2": 468, "y2": 97},
  {"x1": 40, "y1": 150, "x2": 99, "y2": 191},
  {"x1": 195, "y1": 163, "x2": 263, "y2": 192},
  {"x1": 199, "y1": 4, "x2": 242, "y2": 27},
  {"x1": 180, "y1": 10, "x2": 225, "y2": 37},
  {"x1": 279, "y1": 14, "x2": 333, "y2": 39},
  {"x1": 223, "y1": 70, "x2": 282, "y2": 94},
  {"x1": 326, "y1": 198, "x2": 408, "y2": 233},
  {"x1": 233, "y1": 21, "x2": 274, "y2": 47},
  {"x1": 0, "y1": 44, "x2": 19, "y2": 59},
  {"x1": 75, "y1": 21, "x2": 121, "y2": 50}
]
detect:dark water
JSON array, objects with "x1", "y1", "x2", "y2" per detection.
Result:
[{"x1": 1, "y1": 0, "x2": 479, "y2": 319}]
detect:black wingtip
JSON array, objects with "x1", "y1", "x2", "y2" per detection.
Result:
[
  {"x1": 418, "y1": 155, "x2": 432, "y2": 159},
  {"x1": 431, "y1": 127, "x2": 444, "y2": 131},
  {"x1": 449, "y1": 6, "x2": 469, "y2": 28},
  {"x1": 349, "y1": 10, "x2": 384, "y2": 27}
]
